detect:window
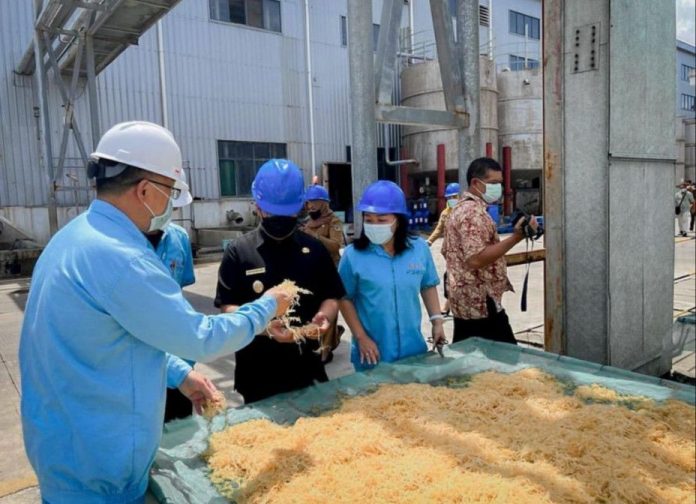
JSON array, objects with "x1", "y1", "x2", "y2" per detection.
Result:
[
  {"x1": 218, "y1": 141, "x2": 287, "y2": 197},
  {"x1": 681, "y1": 64, "x2": 695, "y2": 82},
  {"x1": 509, "y1": 10, "x2": 540, "y2": 40},
  {"x1": 681, "y1": 94, "x2": 696, "y2": 111},
  {"x1": 510, "y1": 55, "x2": 539, "y2": 71},
  {"x1": 210, "y1": 0, "x2": 281, "y2": 33},
  {"x1": 479, "y1": 5, "x2": 490, "y2": 27},
  {"x1": 340, "y1": 16, "x2": 380, "y2": 51}
]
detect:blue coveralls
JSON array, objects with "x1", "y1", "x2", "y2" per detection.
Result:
[{"x1": 19, "y1": 200, "x2": 275, "y2": 503}]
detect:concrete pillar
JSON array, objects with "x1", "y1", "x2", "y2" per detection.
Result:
[
  {"x1": 347, "y1": 0, "x2": 378, "y2": 234},
  {"x1": 543, "y1": 0, "x2": 677, "y2": 374}
]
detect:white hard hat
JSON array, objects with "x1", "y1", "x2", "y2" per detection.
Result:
[
  {"x1": 173, "y1": 170, "x2": 193, "y2": 208},
  {"x1": 91, "y1": 121, "x2": 185, "y2": 186}
]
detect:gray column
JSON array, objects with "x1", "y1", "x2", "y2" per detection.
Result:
[
  {"x1": 348, "y1": 0, "x2": 377, "y2": 233},
  {"x1": 33, "y1": 0, "x2": 58, "y2": 236},
  {"x1": 543, "y1": 0, "x2": 676, "y2": 374},
  {"x1": 456, "y1": 0, "x2": 480, "y2": 188}
]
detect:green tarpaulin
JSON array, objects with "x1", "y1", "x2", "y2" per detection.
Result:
[{"x1": 149, "y1": 338, "x2": 695, "y2": 503}]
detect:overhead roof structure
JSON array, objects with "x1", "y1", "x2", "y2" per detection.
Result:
[
  {"x1": 15, "y1": 0, "x2": 181, "y2": 237},
  {"x1": 16, "y1": 0, "x2": 181, "y2": 76}
]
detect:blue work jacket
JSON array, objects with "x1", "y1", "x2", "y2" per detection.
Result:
[
  {"x1": 338, "y1": 237, "x2": 439, "y2": 371},
  {"x1": 19, "y1": 200, "x2": 275, "y2": 504},
  {"x1": 154, "y1": 223, "x2": 195, "y2": 288}
]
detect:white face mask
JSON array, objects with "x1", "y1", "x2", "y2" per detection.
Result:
[
  {"x1": 478, "y1": 181, "x2": 502, "y2": 204},
  {"x1": 446, "y1": 198, "x2": 458, "y2": 208},
  {"x1": 364, "y1": 221, "x2": 395, "y2": 245},
  {"x1": 143, "y1": 182, "x2": 174, "y2": 232}
]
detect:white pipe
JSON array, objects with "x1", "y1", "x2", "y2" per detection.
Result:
[
  {"x1": 524, "y1": 22, "x2": 528, "y2": 69},
  {"x1": 383, "y1": 123, "x2": 417, "y2": 166},
  {"x1": 487, "y1": 0, "x2": 493, "y2": 59},
  {"x1": 409, "y1": 0, "x2": 415, "y2": 60},
  {"x1": 156, "y1": 20, "x2": 169, "y2": 129},
  {"x1": 303, "y1": 0, "x2": 317, "y2": 177}
]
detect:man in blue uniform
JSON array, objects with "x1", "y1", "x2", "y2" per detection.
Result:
[
  {"x1": 215, "y1": 159, "x2": 346, "y2": 404},
  {"x1": 146, "y1": 174, "x2": 204, "y2": 422},
  {"x1": 19, "y1": 121, "x2": 293, "y2": 504}
]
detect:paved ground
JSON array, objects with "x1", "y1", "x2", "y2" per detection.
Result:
[{"x1": 0, "y1": 230, "x2": 693, "y2": 502}]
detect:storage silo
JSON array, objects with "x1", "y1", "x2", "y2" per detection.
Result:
[
  {"x1": 400, "y1": 57, "x2": 498, "y2": 179},
  {"x1": 497, "y1": 67, "x2": 543, "y2": 213}
]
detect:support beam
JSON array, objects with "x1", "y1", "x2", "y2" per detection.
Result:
[
  {"x1": 348, "y1": 0, "x2": 377, "y2": 234},
  {"x1": 543, "y1": 0, "x2": 676, "y2": 375},
  {"x1": 429, "y1": 0, "x2": 466, "y2": 113},
  {"x1": 376, "y1": 105, "x2": 468, "y2": 128},
  {"x1": 374, "y1": 0, "x2": 403, "y2": 105},
  {"x1": 456, "y1": 0, "x2": 480, "y2": 188},
  {"x1": 542, "y1": 0, "x2": 565, "y2": 354},
  {"x1": 85, "y1": 14, "x2": 101, "y2": 150},
  {"x1": 33, "y1": 0, "x2": 58, "y2": 237}
]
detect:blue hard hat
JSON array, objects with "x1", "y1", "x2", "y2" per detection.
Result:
[
  {"x1": 445, "y1": 182, "x2": 460, "y2": 198},
  {"x1": 305, "y1": 184, "x2": 330, "y2": 202},
  {"x1": 252, "y1": 159, "x2": 305, "y2": 216},
  {"x1": 357, "y1": 180, "x2": 408, "y2": 216}
]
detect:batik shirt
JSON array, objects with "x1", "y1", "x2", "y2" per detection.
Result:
[{"x1": 442, "y1": 193, "x2": 513, "y2": 319}]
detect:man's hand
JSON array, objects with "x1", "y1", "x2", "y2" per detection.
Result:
[
  {"x1": 266, "y1": 319, "x2": 296, "y2": 343},
  {"x1": 264, "y1": 285, "x2": 293, "y2": 317},
  {"x1": 514, "y1": 214, "x2": 538, "y2": 238},
  {"x1": 311, "y1": 311, "x2": 332, "y2": 336},
  {"x1": 178, "y1": 370, "x2": 219, "y2": 415}
]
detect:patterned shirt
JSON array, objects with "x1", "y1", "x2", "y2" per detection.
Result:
[{"x1": 442, "y1": 193, "x2": 513, "y2": 319}]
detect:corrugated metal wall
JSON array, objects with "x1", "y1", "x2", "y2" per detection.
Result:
[{"x1": 0, "y1": 0, "x2": 419, "y2": 207}]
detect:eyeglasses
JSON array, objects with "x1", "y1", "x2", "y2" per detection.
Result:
[{"x1": 145, "y1": 179, "x2": 181, "y2": 199}]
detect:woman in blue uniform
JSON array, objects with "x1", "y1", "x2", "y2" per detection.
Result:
[{"x1": 338, "y1": 181, "x2": 446, "y2": 370}]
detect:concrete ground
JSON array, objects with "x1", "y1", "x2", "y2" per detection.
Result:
[{"x1": 0, "y1": 230, "x2": 694, "y2": 502}]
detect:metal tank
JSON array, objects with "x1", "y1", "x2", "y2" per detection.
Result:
[
  {"x1": 497, "y1": 67, "x2": 543, "y2": 172},
  {"x1": 400, "y1": 57, "x2": 498, "y2": 175}
]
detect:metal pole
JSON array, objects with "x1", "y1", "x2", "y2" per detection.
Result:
[
  {"x1": 156, "y1": 20, "x2": 169, "y2": 129},
  {"x1": 85, "y1": 17, "x2": 100, "y2": 150},
  {"x1": 524, "y1": 23, "x2": 528, "y2": 69},
  {"x1": 347, "y1": 0, "x2": 377, "y2": 234},
  {"x1": 502, "y1": 145, "x2": 513, "y2": 215},
  {"x1": 303, "y1": 0, "x2": 316, "y2": 177},
  {"x1": 33, "y1": 0, "x2": 58, "y2": 237},
  {"x1": 457, "y1": 0, "x2": 481, "y2": 188},
  {"x1": 487, "y1": 0, "x2": 493, "y2": 59},
  {"x1": 437, "y1": 144, "x2": 446, "y2": 212},
  {"x1": 409, "y1": 0, "x2": 415, "y2": 62},
  {"x1": 542, "y1": 0, "x2": 565, "y2": 354}
]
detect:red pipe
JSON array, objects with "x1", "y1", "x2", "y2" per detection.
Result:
[
  {"x1": 502, "y1": 146, "x2": 513, "y2": 216},
  {"x1": 399, "y1": 147, "x2": 411, "y2": 197},
  {"x1": 485, "y1": 142, "x2": 493, "y2": 158},
  {"x1": 436, "y1": 144, "x2": 446, "y2": 212}
]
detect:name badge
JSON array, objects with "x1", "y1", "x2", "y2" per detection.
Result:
[{"x1": 245, "y1": 267, "x2": 266, "y2": 276}]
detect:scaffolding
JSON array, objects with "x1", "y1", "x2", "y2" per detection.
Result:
[{"x1": 14, "y1": 0, "x2": 182, "y2": 235}]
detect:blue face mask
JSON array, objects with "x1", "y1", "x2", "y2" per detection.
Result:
[
  {"x1": 143, "y1": 183, "x2": 174, "y2": 232},
  {"x1": 364, "y1": 222, "x2": 395, "y2": 245},
  {"x1": 479, "y1": 181, "x2": 502, "y2": 204},
  {"x1": 446, "y1": 198, "x2": 458, "y2": 208}
]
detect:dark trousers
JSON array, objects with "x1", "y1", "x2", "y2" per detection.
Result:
[
  {"x1": 164, "y1": 387, "x2": 193, "y2": 423},
  {"x1": 453, "y1": 297, "x2": 517, "y2": 345}
]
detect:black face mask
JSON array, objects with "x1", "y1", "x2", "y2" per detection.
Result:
[
  {"x1": 261, "y1": 216, "x2": 298, "y2": 241},
  {"x1": 308, "y1": 210, "x2": 322, "y2": 220}
]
